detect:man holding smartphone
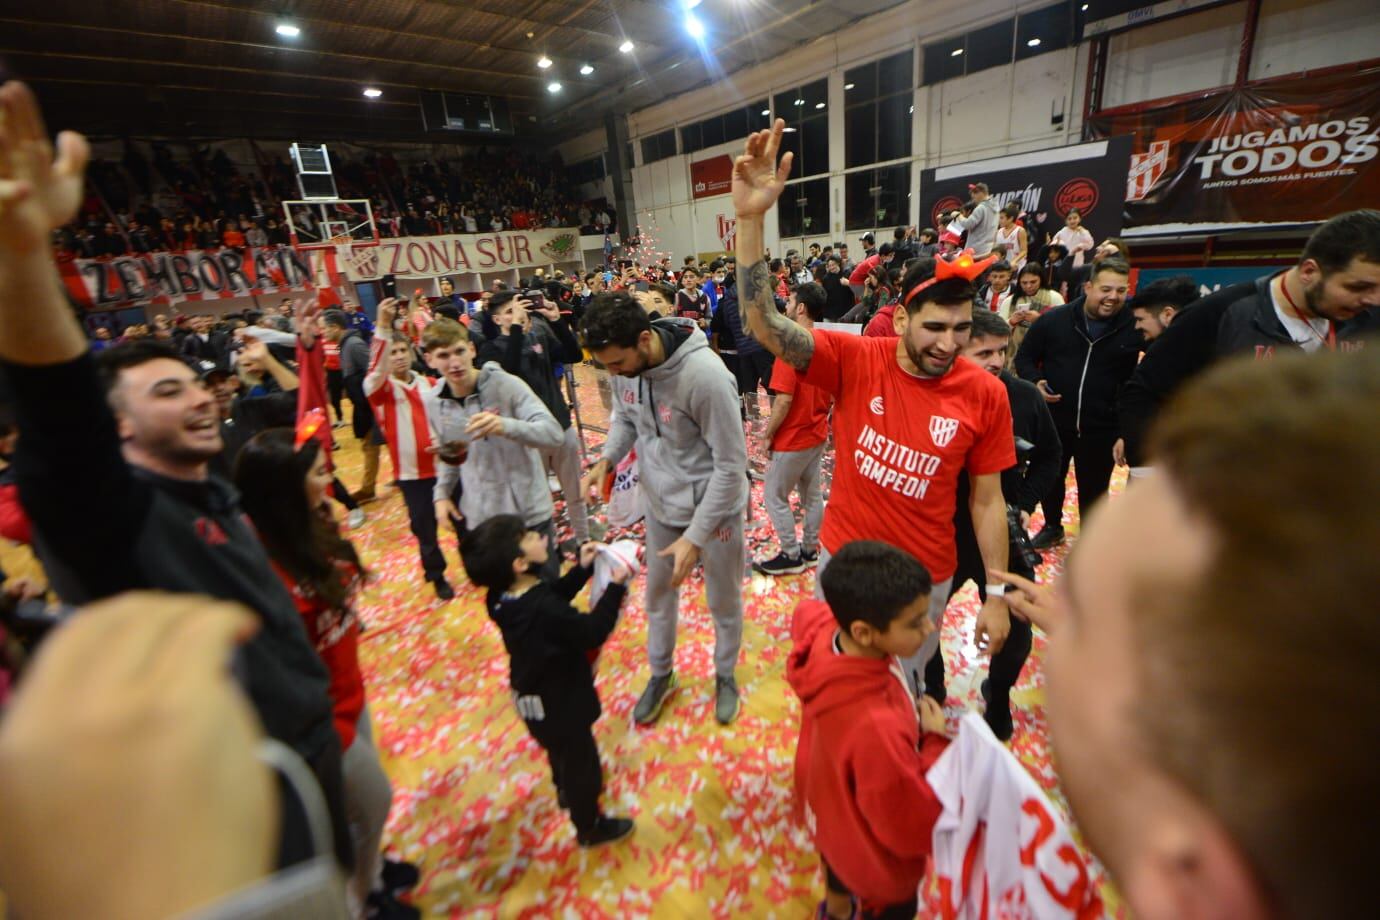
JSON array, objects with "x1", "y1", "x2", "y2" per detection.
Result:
[{"x1": 1013, "y1": 257, "x2": 1141, "y2": 548}]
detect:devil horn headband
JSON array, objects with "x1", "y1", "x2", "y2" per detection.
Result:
[{"x1": 902, "y1": 249, "x2": 999, "y2": 307}]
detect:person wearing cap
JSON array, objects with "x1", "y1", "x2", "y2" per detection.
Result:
[
  {"x1": 860, "y1": 232, "x2": 876, "y2": 259},
  {"x1": 954, "y1": 183, "x2": 1000, "y2": 256}
]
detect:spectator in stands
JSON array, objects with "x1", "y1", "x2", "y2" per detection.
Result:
[
  {"x1": 1052, "y1": 208, "x2": 1095, "y2": 269},
  {"x1": 955, "y1": 183, "x2": 1000, "y2": 255},
  {"x1": 1001, "y1": 262, "x2": 1065, "y2": 367},
  {"x1": 820, "y1": 255, "x2": 855, "y2": 321}
]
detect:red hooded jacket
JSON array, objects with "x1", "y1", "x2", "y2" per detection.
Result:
[
  {"x1": 864, "y1": 302, "x2": 899, "y2": 338},
  {"x1": 787, "y1": 599, "x2": 949, "y2": 906}
]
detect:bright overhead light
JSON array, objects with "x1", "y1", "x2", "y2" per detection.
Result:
[
  {"x1": 909, "y1": 105, "x2": 914, "y2": 113},
  {"x1": 1081, "y1": 3, "x2": 1089, "y2": 9},
  {"x1": 1027, "y1": 37, "x2": 1042, "y2": 47},
  {"x1": 815, "y1": 102, "x2": 826, "y2": 109},
  {"x1": 547, "y1": 81, "x2": 562, "y2": 93},
  {"x1": 362, "y1": 87, "x2": 382, "y2": 98},
  {"x1": 580, "y1": 64, "x2": 594, "y2": 75},
  {"x1": 950, "y1": 47, "x2": 964, "y2": 57},
  {"x1": 782, "y1": 127, "x2": 797, "y2": 133},
  {"x1": 686, "y1": 14, "x2": 706, "y2": 39},
  {"x1": 760, "y1": 108, "x2": 770, "y2": 116},
  {"x1": 275, "y1": 23, "x2": 301, "y2": 38},
  {"x1": 537, "y1": 56, "x2": 553, "y2": 69},
  {"x1": 844, "y1": 82, "x2": 855, "y2": 90},
  {"x1": 793, "y1": 98, "x2": 804, "y2": 106},
  {"x1": 619, "y1": 39, "x2": 635, "y2": 53}
]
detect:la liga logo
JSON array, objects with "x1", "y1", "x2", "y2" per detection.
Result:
[{"x1": 1055, "y1": 178, "x2": 1098, "y2": 217}]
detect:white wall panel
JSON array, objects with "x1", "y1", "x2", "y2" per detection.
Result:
[
  {"x1": 1101, "y1": 3, "x2": 1246, "y2": 108},
  {"x1": 1250, "y1": 0, "x2": 1379, "y2": 80}
]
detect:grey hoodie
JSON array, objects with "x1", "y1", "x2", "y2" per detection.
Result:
[
  {"x1": 424, "y1": 362, "x2": 564, "y2": 527},
  {"x1": 601, "y1": 317, "x2": 748, "y2": 545}
]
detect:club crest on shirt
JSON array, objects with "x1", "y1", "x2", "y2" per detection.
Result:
[
  {"x1": 929, "y1": 415, "x2": 960, "y2": 449},
  {"x1": 869, "y1": 396, "x2": 884, "y2": 416},
  {"x1": 658, "y1": 404, "x2": 673, "y2": 425},
  {"x1": 622, "y1": 389, "x2": 637, "y2": 404}
]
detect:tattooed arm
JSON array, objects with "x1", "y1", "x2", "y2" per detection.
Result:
[{"x1": 733, "y1": 119, "x2": 814, "y2": 372}]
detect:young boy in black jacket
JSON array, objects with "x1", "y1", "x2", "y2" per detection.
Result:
[{"x1": 460, "y1": 514, "x2": 636, "y2": 847}]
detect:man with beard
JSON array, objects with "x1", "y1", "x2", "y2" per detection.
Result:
[
  {"x1": 1117, "y1": 209, "x2": 1380, "y2": 466},
  {"x1": 732, "y1": 119, "x2": 1018, "y2": 698},
  {"x1": 995, "y1": 348, "x2": 1380, "y2": 920},
  {"x1": 578, "y1": 295, "x2": 748, "y2": 726},
  {"x1": 0, "y1": 79, "x2": 345, "y2": 869},
  {"x1": 1014, "y1": 257, "x2": 1141, "y2": 548}
]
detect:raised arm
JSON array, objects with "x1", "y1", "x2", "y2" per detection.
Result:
[
  {"x1": 733, "y1": 119, "x2": 813, "y2": 371},
  {"x1": 0, "y1": 82, "x2": 90, "y2": 365}
]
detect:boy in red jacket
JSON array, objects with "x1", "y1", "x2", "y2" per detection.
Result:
[{"x1": 788, "y1": 540, "x2": 951, "y2": 920}]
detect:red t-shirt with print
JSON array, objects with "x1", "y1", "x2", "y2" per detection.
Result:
[
  {"x1": 768, "y1": 358, "x2": 832, "y2": 452},
  {"x1": 803, "y1": 330, "x2": 1014, "y2": 581}
]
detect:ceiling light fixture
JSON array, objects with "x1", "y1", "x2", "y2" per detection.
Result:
[
  {"x1": 815, "y1": 102, "x2": 825, "y2": 109},
  {"x1": 950, "y1": 47, "x2": 964, "y2": 57},
  {"x1": 761, "y1": 109, "x2": 770, "y2": 116},
  {"x1": 275, "y1": 23, "x2": 300, "y2": 38},
  {"x1": 1027, "y1": 37, "x2": 1042, "y2": 47},
  {"x1": 580, "y1": 64, "x2": 594, "y2": 75},
  {"x1": 619, "y1": 39, "x2": 635, "y2": 53},
  {"x1": 362, "y1": 87, "x2": 382, "y2": 98},
  {"x1": 844, "y1": 83, "x2": 855, "y2": 90},
  {"x1": 537, "y1": 56, "x2": 553, "y2": 69},
  {"x1": 783, "y1": 127, "x2": 797, "y2": 133},
  {"x1": 1081, "y1": 3, "x2": 1089, "y2": 9},
  {"x1": 686, "y1": 14, "x2": 706, "y2": 40},
  {"x1": 793, "y1": 98, "x2": 804, "y2": 106},
  {"x1": 547, "y1": 81, "x2": 562, "y2": 93}
]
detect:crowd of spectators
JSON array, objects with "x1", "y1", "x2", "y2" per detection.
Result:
[{"x1": 52, "y1": 141, "x2": 614, "y2": 261}]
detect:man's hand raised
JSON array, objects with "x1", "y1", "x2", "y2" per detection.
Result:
[
  {"x1": 732, "y1": 118, "x2": 793, "y2": 218},
  {"x1": 0, "y1": 82, "x2": 90, "y2": 258}
]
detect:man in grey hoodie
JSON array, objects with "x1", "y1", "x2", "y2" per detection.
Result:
[
  {"x1": 955, "y1": 182, "x2": 1000, "y2": 257},
  {"x1": 420, "y1": 318, "x2": 566, "y2": 578},
  {"x1": 579, "y1": 293, "x2": 750, "y2": 726}
]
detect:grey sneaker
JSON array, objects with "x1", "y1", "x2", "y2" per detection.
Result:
[
  {"x1": 714, "y1": 675, "x2": 740, "y2": 725},
  {"x1": 633, "y1": 672, "x2": 677, "y2": 725}
]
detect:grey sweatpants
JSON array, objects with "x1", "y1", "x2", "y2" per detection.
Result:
[
  {"x1": 764, "y1": 443, "x2": 824, "y2": 556},
  {"x1": 342, "y1": 706, "x2": 392, "y2": 906},
  {"x1": 644, "y1": 512, "x2": 744, "y2": 680},
  {"x1": 815, "y1": 547, "x2": 952, "y2": 697},
  {"x1": 542, "y1": 425, "x2": 590, "y2": 542}
]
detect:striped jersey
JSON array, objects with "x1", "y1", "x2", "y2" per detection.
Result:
[{"x1": 363, "y1": 337, "x2": 437, "y2": 481}]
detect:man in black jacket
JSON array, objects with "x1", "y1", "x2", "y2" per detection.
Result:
[
  {"x1": 476, "y1": 290, "x2": 591, "y2": 544},
  {"x1": 926, "y1": 308, "x2": 1061, "y2": 739},
  {"x1": 1015, "y1": 256, "x2": 1140, "y2": 547},
  {"x1": 0, "y1": 82, "x2": 347, "y2": 868},
  {"x1": 1118, "y1": 209, "x2": 1380, "y2": 466}
]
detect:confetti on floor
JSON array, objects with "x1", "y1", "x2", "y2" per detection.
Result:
[{"x1": 0, "y1": 363, "x2": 1129, "y2": 919}]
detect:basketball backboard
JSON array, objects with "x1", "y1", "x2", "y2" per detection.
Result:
[{"x1": 282, "y1": 199, "x2": 379, "y2": 250}]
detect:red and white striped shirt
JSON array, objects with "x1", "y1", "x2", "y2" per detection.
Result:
[{"x1": 364, "y1": 337, "x2": 437, "y2": 481}]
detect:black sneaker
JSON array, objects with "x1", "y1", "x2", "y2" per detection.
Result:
[
  {"x1": 800, "y1": 547, "x2": 820, "y2": 565},
  {"x1": 1030, "y1": 526, "x2": 1065, "y2": 550},
  {"x1": 577, "y1": 815, "x2": 635, "y2": 848},
  {"x1": 381, "y1": 858, "x2": 420, "y2": 894},
  {"x1": 754, "y1": 551, "x2": 806, "y2": 575},
  {"x1": 432, "y1": 578, "x2": 455, "y2": 601},
  {"x1": 980, "y1": 679, "x2": 1014, "y2": 742},
  {"x1": 365, "y1": 889, "x2": 420, "y2": 920}
]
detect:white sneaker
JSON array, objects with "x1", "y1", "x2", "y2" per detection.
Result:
[{"x1": 346, "y1": 508, "x2": 366, "y2": 529}]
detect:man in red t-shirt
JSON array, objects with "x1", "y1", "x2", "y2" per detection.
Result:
[
  {"x1": 733, "y1": 120, "x2": 1017, "y2": 694},
  {"x1": 755, "y1": 282, "x2": 834, "y2": 575}
]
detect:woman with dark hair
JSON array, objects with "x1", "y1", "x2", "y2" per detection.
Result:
[
  {"x1": 234, "y1": 429, "x2": 418, "y2": 919},
  {"x1": 1001, "y1": 262, "x2": 1065, "y2": 369}
]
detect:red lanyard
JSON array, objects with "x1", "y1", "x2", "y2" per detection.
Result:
[{"x1": 1278, "y1": 275, "x2": 1335, "y2": 351}]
